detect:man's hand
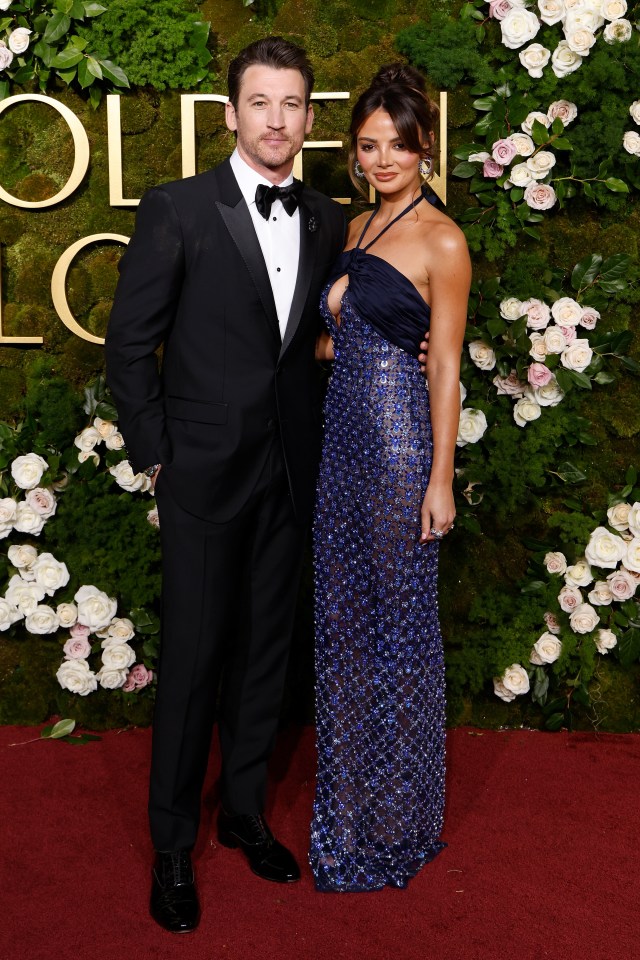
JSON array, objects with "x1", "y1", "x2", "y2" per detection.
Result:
[{"x1": 418, "y1": 331, "x2": 430, "y2": 375}]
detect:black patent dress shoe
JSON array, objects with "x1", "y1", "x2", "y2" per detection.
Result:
[
  {"x1": 217, "y1": 811, "x2": 301, "y2": 883},
  {"x1": 150, "y1": 849, "x2": 200, "y2": 933}
]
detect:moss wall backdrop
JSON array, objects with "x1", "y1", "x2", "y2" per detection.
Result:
[{"x1": 0, "y1": 0, "x2": 639, "y2": 731}]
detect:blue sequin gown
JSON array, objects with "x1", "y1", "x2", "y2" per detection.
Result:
[{"x1": 310, "y1": 198, "x2": 446, "y2": 892}]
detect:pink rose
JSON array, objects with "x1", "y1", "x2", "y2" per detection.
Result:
[
  {"x1": 483, "y1": 159, "x2": 504, "y2": 179},
  {"x1": 492, "y1": 138, "x2": 519, "y2": 165},
  {"x1": 147, "y1": 508, "x2": 160, "y2": 527},
  {"x1": 63, "y1": 636, "x2": 91, "y2": 660},
  {"x1": 544, "y1": 611, "x2": 561, "y2": 634},
  {"x1": 527, "y1": 363, "x2": 553, "y2": 387},
  {"x1": 122, "y1": 673, "x2": 137, "y2": 692},
  {"x1": 524, "y1": 182, "x2": 557, "y2": 210},
  {"x1": 25, "y1": 487, "x2": 57, "y2": 519},
  {"x1": 558, "y1": 585, "x2": 582, "y2": 612},
  {"x1": 606, "y1": 569, "x2": 637, "y2": 601},
  {"x1": 579, "y1": 307, "x2": 600, "y2": 330},
  {"x1": 559, "y1": 325, "x2": 577, "y2": 344},
  {"x1": 489, "y1": 0, "x2": 514, "y2": 19},
  {"x1": 493, "y1": 371, "x2": 527, "y2": 397},
  {"x1": 124, "y1": 663, "x2": 154, "y2": 690},
  {"x1": 523, "y1": 298, "x2": 551, "y2": 330},
  {"x1": 70, "y1": 622, "x2": 91, "y2": 639}
]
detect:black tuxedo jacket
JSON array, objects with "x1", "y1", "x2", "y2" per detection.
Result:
[{"x1": 105, "y1": 159, "x2": 346, "y2": 524}]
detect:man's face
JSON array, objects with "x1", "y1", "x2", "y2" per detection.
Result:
[{"x1": 225, "y1": 65, "x2": 314, "y2": 182}]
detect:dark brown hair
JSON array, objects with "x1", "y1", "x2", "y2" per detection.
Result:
[
  {"x1": 227, "y1": 36, "x2": 315, "y2": 109},
  {"x1": 349, "y1": 63, "x2": 439, "y2": 195}
]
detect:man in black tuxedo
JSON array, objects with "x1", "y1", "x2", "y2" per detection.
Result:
[{"x1": 105, "y1": 37, "x2": 346, "y2": 932}]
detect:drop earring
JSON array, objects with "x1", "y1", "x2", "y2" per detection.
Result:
[{"x1": 418, "y1": 156, "x2": 433, "y2": 178}]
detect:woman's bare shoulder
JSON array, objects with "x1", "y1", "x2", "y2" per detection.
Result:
[{"x1": 420, "y1": 207, "x2": 469, "y2": 258}]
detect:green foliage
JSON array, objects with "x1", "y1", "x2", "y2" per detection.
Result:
[
  {"x1": 85, "y1": 0, "x2": 213, "y2": 91},
  {"x1": 0, "y1": 0, "x2": 129, "y2": 107},
  {"x1": 395, "y1": 13, "x2": 486, "y2": 90}
]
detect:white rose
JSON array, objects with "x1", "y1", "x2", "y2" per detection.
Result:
[
  {"x1": 521, "y1": 111, "x2": 551, "y2": 136},
  {"x1": 5, "y1": 574, "x2": 45, "y2": 614},
  {"x1": 560, "y1": 338, "x2": 593, "y2": 373},
  {"x1": 56, "y1": 659, "x2": 98, "y2": 696},
  {"x1": 7, "y1": 543, "x2": 38, "y2": 573},
  {"x1": 551, "y1": 297, "x2": 582, "y2": 326},
  {"x1": 523, "y1": 182, "x2": 557, "y2": 210},
  {"x1": 564, "y1": 26, "x2": 597, "y2": 55},
  {"x1": 93, "y1": 417, "x2": 118, "y2": 440},
  {"x1": 456, "y1": 408, "x2": 489, "y2": 446},
  {"x1": 565, "y1": 558, "x2": 593, "y2": 587},
  {"x1": 468, "y1": 341, "x2": 497, "y2": 370},
  {"x1": 606, "y1": 568, "x2": 637, "y2": 600},
  {"x1": 522, "y1": 298, "x2": 551, "y2": 330},
  {"x1": 602, "y1": 0, "x2": 627, "y2": 19},
  {"x1": 10, "y1": 453, "x2": 48, "y2": 490},
  {"x1": 0, "y1": 598, "x2": 23, "y2": 631},
  {"x1": 543, "y1": 325, "x2": 568, "y2": 354},
  {"x1": 105, "y1": 431, "x2": 126, "y2": 451},
  {"x1": 147, "y1": 506, "x2": 160, "y2": 527},
  {"x1": 57, "y1": 602, "x2": 78, "y2": 628},
  {"x1": 545, "y1": 551, "x2": 567, "y2": 574},
  {"x1": 533, "y1": 376, "x2": 565, "y2": 407},
  {"x1": 97, "y1": 667, "x2": 129, "y2": 690},
  {"x1": 594, "y1": 629, "x2": 617, "y2": 654},
  {"x1": 25, "y1": 487, "x2": 57, "y2": 519},
  {"x1": 75, "y1": 584, "x2": 118, "y2": 631},
  {"x1": 530, "y1": 632, "x2": 562, "y2": 664},
  {"x1": 78, "y1": 450, "x2": 100, "y2": 467},
  {"x1": 469, "y1": 151, "x2": 491, "y2": 163},
  {"x1": 558, "y1": 584, "x2": 582, "y2": 612},
  {"x1": 629, "y1": 100, "x2": 640, "y2": 125},
  {"x1": 526, "y1": 150, "x2": 556, "y2": 179},
  {"x1": 103, "y1": 617, "x2": 135, "y2": 644},
  {"x1": 623, "y1": 131, "x2": 640, "y2": 156},
  {"x1": 500, "y1": 297, "x2": 525, "y2": 320},
  {"x1": 564, "y1": 8, "x2": 603, "y2": 32},
  {"x1": 513, "y1": 395, "x2": 541, "y2": 427},
  {"x1": 529, "y1": 332, "x2": 548, "y2": 361},
  {"x1": 538, "y1": 0, "x2": 566, "y2": 25},
  {"x1": 7, "y1": 27, "x2": 31, "y2": 55},
  {"x1": 607, "y1": 502, "x2": 631, "y2": 532},
  {"x1": 579, "y1": 306, "x2": 600, "y2": 330},
  {"x1": 508, "y1": 132, "x2": 535, "y2": 157},
  {"x1": 588, "y1": 581, "x2": 614, "y2": 605},
  {"x1": 25, "y1": 604, "x2": 60, "y2": 635},
  {"x1": 506, "y1": 162, "x2": 534, "y2": 188},
  {"x1": 501, "y1": 663, "x2": 531, "y2": 695},
  {"x1": 626, "y1": 502, "x2": 640, "y2": 537},
  {"x1": 109, "y1": 461, "x2": 148, "y2": 492},
  {"x1": 584, "y1": 526, "x2": 628, "y2": 570},
  {"x1": 0, "y1": 498, "x2": 17, "y2": 537},
  {"x1": 569, "y1": 602, "x2": 600, "y2": 634},
  {"x1": 13, "y1": 502, "x2": 46, "y2": 536},
  {"x1": 603, "y1": 18, "x2": 632, "y2": 42},
  {"x1": 31, "y1": 553, "x2": 70, "y2": 596},
  {"x1": 493, "y1": 678, "x2": 516, "y2": 702},
  {"x1": 519, "y1": 43, "x2": 551, "y2": 77},
  {"x1": 101, "y1": 642, "x2": 136, "y2": 671},
  {"x1": 0, "y1": 41, "x2": 13, "y2": 72},
  {"x1": 547, "y1": 100, "x2": 578, "y2": 125},
  {"x1": 500, "y1": 7, "x2": 541, "y2": 48},
  {"x1": 551, "y1": 40, "x2": 583, "y2": 77},
  {"x1": 623, "y1": 537, "x2": 640, "y2": 573},
  {"x1": 74, "y1": 426, "x2": 101, "y2": 452}
]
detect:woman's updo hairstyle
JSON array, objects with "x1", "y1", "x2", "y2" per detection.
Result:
[{"x1": 349, "y1": 63, "x2": 439, "y2": 195}]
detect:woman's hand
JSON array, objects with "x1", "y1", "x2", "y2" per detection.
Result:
[{"x1": 420, "y1": 481, "x2": 455, "y2": 543}]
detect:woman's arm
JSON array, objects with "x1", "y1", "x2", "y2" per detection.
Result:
[
  {"x1": 315, "y1": 329, "x2": 335, "y2": 362},
  {"x1": 420, "y1": 225, "x2": 471, "y2": 543}
]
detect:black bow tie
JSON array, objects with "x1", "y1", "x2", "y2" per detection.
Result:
[{"x1": 255, "y1": 181, "x2": 303, "y2": 220}]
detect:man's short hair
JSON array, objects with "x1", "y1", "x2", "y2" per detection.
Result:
[{"x1": 227, "y1": 36, "x2": 315, "y2": 109}]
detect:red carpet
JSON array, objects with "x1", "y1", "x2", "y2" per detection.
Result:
[{"x1": 1, "y1": 724, "x2": 638, "y2": 960}]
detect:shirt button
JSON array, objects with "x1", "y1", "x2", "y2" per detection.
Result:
[
  {"x1": 272, "y1": 216, "x2": 277, "y2": 221},
  {"x1": 276, "y1": 267, "x2": 281, "y2": 272}
]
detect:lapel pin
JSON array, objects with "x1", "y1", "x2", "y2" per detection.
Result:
[{"x1": 308, "y1": 216, "x2": 318, "y2": 233}]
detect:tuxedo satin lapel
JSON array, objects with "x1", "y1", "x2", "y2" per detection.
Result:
[
  {"x1": 214, "y1": 163, "x2": 280, "y2": 341},
  {"x1": 280, "y1": 197, "x2": 318, "y2": 358}
]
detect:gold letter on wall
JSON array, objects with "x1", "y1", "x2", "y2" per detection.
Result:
[
  {"x1": 51, "y1": 234, "x2": 129, "y2": 344},
  {"x1": 0, "y1": 94, "x2": 90, "y2": 209},
  {"x1": 107, "y1": 95, "x2": 141, "y2": 207}
]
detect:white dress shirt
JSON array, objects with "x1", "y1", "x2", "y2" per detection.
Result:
[{"x1": 229, "y1": 148, "x2": 301, "y2": 340}]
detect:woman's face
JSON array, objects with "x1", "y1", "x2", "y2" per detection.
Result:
[{"x1": 356, "y1": 108, "x2": 424, "y2": 195}]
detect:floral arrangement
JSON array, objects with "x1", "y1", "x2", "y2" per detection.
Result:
[
  {"x1": 0, "y1": 0, "x2": 129, "y2": 106},
  {"x1": 493, "y1": 471, "x2": 640, "y2": 729},
  {"x1": 0, "y1": 375, "x2": 160, "y2": 706},
  {"x1": 484, "y1": 0, "x2": 636, "y2": 80}
]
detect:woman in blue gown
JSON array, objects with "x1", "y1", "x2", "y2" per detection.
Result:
[{"x1": 310, "y1": 65, "x2": 471, "y2": 892}]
